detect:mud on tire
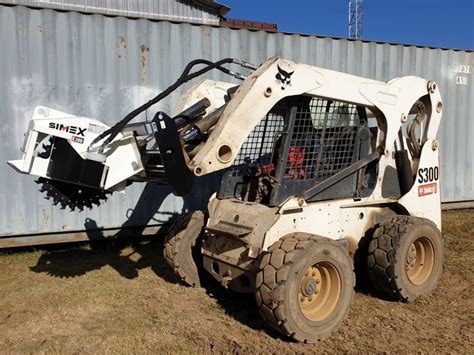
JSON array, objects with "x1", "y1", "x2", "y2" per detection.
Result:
[
  {"x1": 255, "y1": 233, "x2": 355, "y2": 342},
  {"x1": 367, "y1": 215, "x2": 443, "y2": 302},
  {"x1": 163, "y1": 211, "x2": 207, "y2": 287}
]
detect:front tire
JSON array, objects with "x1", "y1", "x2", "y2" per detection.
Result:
[
  {"x1": 367, "y1": 216, "x2": 443, "y2": 302},
  {"x1": 163, "y1": 211, "x2": 207, "y2": 287},
  {"x1": 255, "y1": 233, "x2": 355, "y2": 342}
]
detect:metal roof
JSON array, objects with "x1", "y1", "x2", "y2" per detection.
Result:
[
  {"x1": 0, "y1": 0, "x2": 230, "y2": 24},
  {"x1": 192, "y1": 0, "x2": 230, "y2": 16}
]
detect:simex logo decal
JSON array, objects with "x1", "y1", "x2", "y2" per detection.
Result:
[
  {"x1": 49, "y1": 123, "x2": 87, "y2": 137},
  {"x1": 275, "y1": 64, "x2": 294, "y2": 90}
]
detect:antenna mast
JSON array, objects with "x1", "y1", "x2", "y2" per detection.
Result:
[{"x1": 348, "y1": 0, "x2": 364, "y2": 39}]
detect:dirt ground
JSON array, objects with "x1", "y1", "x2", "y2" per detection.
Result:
[{"x1": 0, "y1": 210, "x2": 472, "y2": 353}]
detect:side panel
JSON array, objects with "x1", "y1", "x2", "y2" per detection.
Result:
[
  {"x1": 262, "y1": 198, "x2": 394, "y2": 255},
  {"x1": 398, "y1": 140, "x2": 442, "y2": 229}
]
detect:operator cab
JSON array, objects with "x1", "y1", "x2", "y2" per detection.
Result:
[{"x1": 218, "y1": 95, "x2": 380, "y2": 205}]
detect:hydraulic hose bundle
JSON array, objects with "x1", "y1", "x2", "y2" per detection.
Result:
[{"x1": 89, "y1": 58, "x2": 258, "y2": 152}]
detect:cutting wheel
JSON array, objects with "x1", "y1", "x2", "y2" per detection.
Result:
[
  {"x1": 36, "y1": 177, "x2": 110, "y2": 211},
  {"x1": 34, "y1": 136, "x2": 110, "y2": 211}
]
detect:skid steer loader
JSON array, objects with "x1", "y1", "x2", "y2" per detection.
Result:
[{"x1": 8, "y1": 57, "x2": 444, "y2": 341}]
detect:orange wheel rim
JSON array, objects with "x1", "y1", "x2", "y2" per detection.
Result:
[
  {"x1": 298, "y1": 261, "x2": 341, "y2": 322},
  {"x1": 405, "y1": 236, "x2": 435, "y2": 285}
]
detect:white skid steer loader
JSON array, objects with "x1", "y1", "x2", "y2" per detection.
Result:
[{"x1": 8, "y1": 57, "x2": 444, "y2": 341}]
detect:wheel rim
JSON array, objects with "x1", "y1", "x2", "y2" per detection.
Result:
[
  {"x1": 298, "y1": 261, "x2": 341, "y2": 322},
  {"x1": 405, "y1": 236, "x2": 435, "y2": 285}
]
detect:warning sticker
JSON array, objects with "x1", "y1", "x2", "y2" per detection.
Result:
[
  {"x1": 418, "y1": 183, "x2": 437, "y2": 197},
  {"x1": 88, "y1": 123, "x2": 106, "y2": 135}
]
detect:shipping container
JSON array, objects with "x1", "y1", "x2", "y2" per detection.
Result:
[{"x1": 0, "y1": 4, "x2": 472, "y2": 246}]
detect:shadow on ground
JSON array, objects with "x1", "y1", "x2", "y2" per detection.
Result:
[
  {"x1": 20, "y1": 174, "x2": 391, "y2": 337},
  {"x1": 29, "y1": 173, "x2": 220, "y2": 280},
  {"x1": 23, "y1": 174, "x2": 277, "y2": 334},
  {"x1": 29, "y1": 237, "x2": 176, "y2": 281}
]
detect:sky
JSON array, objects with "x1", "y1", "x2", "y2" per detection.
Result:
[{"x1": 222, "y1": 0, "x2": 474, "y2": 50}]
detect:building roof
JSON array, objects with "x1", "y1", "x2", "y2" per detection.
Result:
[
  {"x1": 191, "y1": 0, "x2": 230, "y2": 17},
  {"x1": 0, "y1": 0, "x2": 230, "y2": 24}
]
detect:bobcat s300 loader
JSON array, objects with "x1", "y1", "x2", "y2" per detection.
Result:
[{"x1": 8, "y1": 57, "x2": 444, "y2": 341}]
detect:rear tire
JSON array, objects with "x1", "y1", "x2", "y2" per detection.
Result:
[
  {"x1": 163, "y1": 211, "x2": 207, "y2": 287},
  {"x1": 255, "y1": 233, "x2": 354, "y2": 342},
  {"x1": 367, "y1": 216, "x2": 443, "y2": 302}
]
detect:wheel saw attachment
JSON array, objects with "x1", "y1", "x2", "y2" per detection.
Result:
[{"x1": 7, "y1": 58, "x2": 258, "y2": 210}]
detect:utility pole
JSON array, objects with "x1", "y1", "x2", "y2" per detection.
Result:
[{"x1": 348, "y1": 0, "x2": 364, "y2": 39}]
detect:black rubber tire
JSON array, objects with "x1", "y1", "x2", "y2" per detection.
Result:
[
  {"x1": 163, "y1": 211, "x2": 207, "y2": 287},
  {"x1": 255, "y1": 233, "x2": 355, "y2": 342},
  {"x1": 367, "y1": 215, "x2": 443, "y2": 302}
]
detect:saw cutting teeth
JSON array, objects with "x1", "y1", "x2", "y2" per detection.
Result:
[
  {"x1": 32, "y1": 135, "x2": 110, "y2": 210},
  {"x1": 35, "y1": 178, "x2": 109, "y2": 211}
]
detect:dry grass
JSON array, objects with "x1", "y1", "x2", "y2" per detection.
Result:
[{"x1": 0, "y1": 210, "x2": 473, "y2": 353}]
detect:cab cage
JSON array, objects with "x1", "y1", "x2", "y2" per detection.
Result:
[{"x1": 217, "y1": 95, "x2": 379, "y2": 205}]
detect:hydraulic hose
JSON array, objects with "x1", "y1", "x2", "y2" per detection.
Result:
[{"x1": 89, "y1": 58, "x2": 254, "y2": 151}]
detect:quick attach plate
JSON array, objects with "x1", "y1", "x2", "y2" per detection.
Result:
[{"x1": 153, "y1": 111, "x2": 194, "y2": 196}]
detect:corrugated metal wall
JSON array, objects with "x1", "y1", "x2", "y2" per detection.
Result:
[
  {"x1": 0, "y1": 0, "x2": 222, "y2": 24},
  {"x1": 0, "y1": 5, "x2": 472, "y2": 237}
]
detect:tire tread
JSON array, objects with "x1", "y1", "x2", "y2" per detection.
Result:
[{"x1": 255, "y1": 233, "x2": 353, "y2": 342}]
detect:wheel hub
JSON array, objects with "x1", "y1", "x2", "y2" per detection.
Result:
[
  {"x1": 301, "y1": 276, "x2": 318, "y2": 297},
  {"x1": 298, "y1": 262, "x2": 341, "y2": 322},
  {"x1": 405, "y1": 236, "x2": 435, "y2": 286}
]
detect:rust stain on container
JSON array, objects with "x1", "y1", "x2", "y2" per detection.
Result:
[
  {"x1": 41, "y1": 208, "x2": 49, "y2": 225},
  {"x1": 118, "y1": 36, "x2": 127, "y2": 59},
  {"x1": 140, "y1": 44, "x2": 150, "y2": 83}
]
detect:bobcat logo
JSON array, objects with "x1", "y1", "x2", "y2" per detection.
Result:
[{"x1": 275, "y1": 64, "x2": 294, "y2": 90}]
